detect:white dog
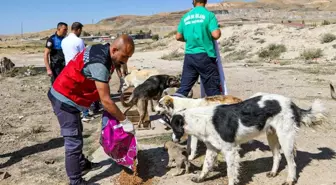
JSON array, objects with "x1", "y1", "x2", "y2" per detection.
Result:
[
  {"x1": 154, "y1": 95, "x2": 242, "y2": 160},
  {"x1": 168, "y1": 93, "x2": 327, "y2": 185},
  {"x1": 122, "y1": 69, "x2": 160, "y2": 92}
]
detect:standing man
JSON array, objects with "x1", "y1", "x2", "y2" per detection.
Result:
[
  {"x1": 61, "y1": 22, "x2": 93, "y2": 122},
  {"x1": 44, "y1": 22, "x2": 68, "y2": 84},
  {"x1": 48, "y1": 35, "x2": 135, "y2": 185},
  {"x1": 61, "y1": 22, "x2": 85, "y2": 65},
  {"x1": 174, "y1": 0, "x2": 222, "y2": 97}
]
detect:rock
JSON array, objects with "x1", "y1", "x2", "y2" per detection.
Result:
[
  {"x1": 19, "y1": 116, "x2": 24, "y2": 120},
  {"x1": 44, "y1": 159, "x2": 55, "y2": 165},
  {"x1": 0, "y1": 171, "x2": 11, "y2": 180},
  {"x1": 0, "y1": 57, "x2": 15, "y2": 74}
]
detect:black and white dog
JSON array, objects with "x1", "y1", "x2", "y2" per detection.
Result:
[{"x1": 168, "y1": 93, "x2": 327, "y2": 185}]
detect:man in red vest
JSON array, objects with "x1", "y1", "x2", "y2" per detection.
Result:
[{"x1": 48, "y1": 34, "x2": 135, "y2": 185}]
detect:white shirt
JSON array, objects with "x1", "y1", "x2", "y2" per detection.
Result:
[{"x1": 61, "y1": 33, "x2": 85, "y2": 65}]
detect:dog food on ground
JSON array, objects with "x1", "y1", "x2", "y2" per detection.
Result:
[{"x1": 116, "y1": 151, "x2": 153, "y2": 185}]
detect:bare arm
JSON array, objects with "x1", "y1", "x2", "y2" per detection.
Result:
[
  {"x1": 211, "y1": 29, "x2": 221, "y2": 40},
  {"x1": 44, "y1": 48, "x2": 52, "y2": 76},
  {"x1": 95, "y1": 81, "x2": 126, "y2": 121},
  {"x1": 175, "y1": 33, "x2": 185, "y2": 42}
]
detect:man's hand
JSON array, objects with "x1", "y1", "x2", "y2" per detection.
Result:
[
  {"x1": 95, "y1": 81, "x2": 126, "y2": 121},
  {"x1": 175, "y1": 33, "x2": 185, "y2": 42},
  {"x1": 120, "y1": 118, "x2": 135, "y2": 134},
  {"x1": 47, "y1": 69, "x2": 53, "y2": 76}
]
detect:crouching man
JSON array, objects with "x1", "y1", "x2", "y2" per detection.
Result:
[{"x1": 48, "y1": 34, "x2": 135, "y2": 185}]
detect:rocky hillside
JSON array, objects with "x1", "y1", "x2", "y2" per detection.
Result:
[{"x1": 0, "y1": 0, "x2": 335, "y2": 40}]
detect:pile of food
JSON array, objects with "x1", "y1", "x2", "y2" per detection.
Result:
[{"x1": 116, "y1": 151, "x2": 153, "y2": 185}]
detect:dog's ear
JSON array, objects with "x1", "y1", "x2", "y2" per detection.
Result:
[
  {"x1": 170, "y1": 114, "x2": 185, "y2": 140},
  {"x1": 164, "y1": 97, "x2": 174, "y2": 109},
  {"x1": 166, "y1": 76, "x2": 179, "y2": 87}
]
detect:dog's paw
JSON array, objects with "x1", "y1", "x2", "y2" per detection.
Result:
[
  {"x1": 191, "y1": 177, "x2": 204, "y2": 183},
  {"x1": 172, "y1": 171, "x2": 183, "y2": 176},
  {"x1": 188, "y1": 154, "x2": 196, "y2": 161},
  {"x1": 266, "y1": 172, "x2": 277, "y2": 178}
]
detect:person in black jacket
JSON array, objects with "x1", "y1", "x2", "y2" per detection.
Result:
[{"x1": 44, "y1": 22, "x2": 68, "y2": 84}]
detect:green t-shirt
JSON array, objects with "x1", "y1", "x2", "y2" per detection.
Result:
[{"x1": 177, "y1": 6, "x2": 219, "y2": 58}]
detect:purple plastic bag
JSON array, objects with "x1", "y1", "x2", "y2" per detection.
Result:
[{"x1": 100, "y1": 111, "x2": 138, "y2": 171}]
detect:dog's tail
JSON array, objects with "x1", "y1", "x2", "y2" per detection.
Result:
[
  {"x1": 296, "y1": 99, "x2": 328, "y2": 128},
  {"x1": 120, "y1": 92, "x2": 137, "y2": 108},
  {"x1": 330, "y1": 83, "x2": 336, "y2": 100}
]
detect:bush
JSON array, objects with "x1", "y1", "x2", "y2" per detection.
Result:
[
  {"x1": 322, "y1": 20, "x2": 330, "y2": 25},
  {"x1": 300, "y1": 49, "x2": 323, "y2": 60},
  {"x1": 321, "y1": 33, "x2": 336, "y2": 43},
  {"x1": 258, "y1": 44, "x2": 287, "y2": 59},
  {"x1": 161, "y1": 49, "x2": 184, "y2": 61},
  {"x1": 152, "y1": 34, "x2": 159, "y2": 41}
]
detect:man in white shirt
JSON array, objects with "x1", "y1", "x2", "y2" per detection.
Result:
[
  {"x1": 61, "y1": 22, "x2": 95, "y2": 122},
  {"x1": 61, "y1": 22, "x2": 85, "y2": 65}
]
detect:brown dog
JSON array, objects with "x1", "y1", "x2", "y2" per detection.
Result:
[{"x1": 164, "y1": 141, "x2": 190, "y2": 176}]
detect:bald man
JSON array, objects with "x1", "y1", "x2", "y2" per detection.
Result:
[{"x1": 48, "y1": 34, "x2": 135, "y2": 185}]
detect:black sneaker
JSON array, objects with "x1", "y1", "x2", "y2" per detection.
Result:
[
  {"x1": 69, "y1": 179, "x2": 88, "y2": 185},
  {"x1": 81, "y1": 161, "x2": 102, "y2": 176}
]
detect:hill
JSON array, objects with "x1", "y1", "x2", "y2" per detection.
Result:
[{"x1": 0, "y1": 0, "x2": 335, "y2": 40}]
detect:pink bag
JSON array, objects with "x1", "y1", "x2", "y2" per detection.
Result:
[{"x1": 100, "y1": 111, "x2": 138, "y2": 171}]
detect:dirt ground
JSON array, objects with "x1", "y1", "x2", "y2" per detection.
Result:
[{"x1": 1, "y1": 42, "x2": 336, "y2": 185}]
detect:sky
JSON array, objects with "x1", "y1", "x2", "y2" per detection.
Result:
[{"x1": 0, "y1": 0, "x2": 255, "y2": 35}]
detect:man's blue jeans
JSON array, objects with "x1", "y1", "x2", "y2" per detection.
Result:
[{"x1": 176, "y1": 53, "x2": 221, "y2": 97}]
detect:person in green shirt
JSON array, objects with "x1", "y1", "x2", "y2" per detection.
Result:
[{"x1": 174, "y1": 0, "x2": 222, "y2": 97}]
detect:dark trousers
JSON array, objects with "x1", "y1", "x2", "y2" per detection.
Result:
[
  {"x1": 48, "y1": 91, "x2": 89, "y2": 185},
  {"x1": 176, "y1": 53, "x2": 221, "y2": 97},
  {"x1": 50, "y1": 62, "x2": 65, "y2": 84}
]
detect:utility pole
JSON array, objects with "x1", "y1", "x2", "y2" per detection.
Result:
[{"x1": 21, "y1": 22, "x2": 23, "y2": 38}]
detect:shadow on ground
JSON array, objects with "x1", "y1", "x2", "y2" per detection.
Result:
[
  {"x1": 199, "y1": 140, "x2": 335, "y2": 185},
  {"x1": 0, "y1": 135, "x2": 91, "y2": 169}
]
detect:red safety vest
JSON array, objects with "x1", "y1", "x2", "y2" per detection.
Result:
[{"x1": 53, "y1": 45, "x2": 114, "y2": 107}]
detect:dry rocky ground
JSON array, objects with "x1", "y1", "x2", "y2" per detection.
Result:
[{"x1": 0, "y1": 23, "x2": 336, "y2": 185}]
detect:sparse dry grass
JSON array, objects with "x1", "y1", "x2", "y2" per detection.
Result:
[
  {"x1": 141, "y1": 41, "x2": 168, "y2": 51},
  {"x1": 279, "y1": 60, "x2": 292, "y2": 66},
  {"x1": 258, "y1": 44, "x2": 287, "y2": 59},
  {"x1": 321, "y1": 33, "x2": 336, "y2": 44},
  {"x1": 31, "y1": 125, "x2": 46, "y2": 134},
  {"x1": 279, "y1": 66, "x2": 335, "y2": 75},
  {"x1": 257, "y1": 39, "x2": 266, "y2": 44},
  {"x1": 161, "y1": 49, "x2": 184, "y2": 61},
  {"x1": 222, "y1": 46, "x2": 235, "y2": 53},
  {"x1": 164, "y1": 30, "x2": 177, "y2": 38},
  {"x1": 300, "y1": 48, "x2": 323, "y2": 60},
  {"x1": 225, "y1": 50, "x2": 248, "y2": 61},
  {"x1": 138, "y1": 134, "x2": 172, "y2": 145}
]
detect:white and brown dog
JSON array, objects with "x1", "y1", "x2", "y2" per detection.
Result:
[
  {"x1": 168, "y1": 92, "x2": 327, "y2": 185},
  {"x1": 154, "y1": 95, "x2": 242, "y2": 160}
]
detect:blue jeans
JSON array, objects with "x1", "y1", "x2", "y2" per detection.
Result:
[
  {"x1": 48, "y1": 91, "x2": 88, "y2": 185},
  {"x1": 176, "y1": 53, "x2": 221, "y2": 97},
  {"x1": 82, "y1": 109, "x2": 89, "y2": 117}
]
